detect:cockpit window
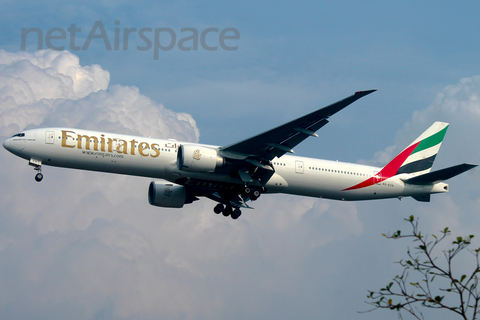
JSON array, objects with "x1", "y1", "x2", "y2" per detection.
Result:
[{"x1": 12, "y1": 133, "x2": 25, "y2": 137}]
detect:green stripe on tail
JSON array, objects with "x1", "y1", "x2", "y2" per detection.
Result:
[
  {"x1": 395, "y1": 122, "x2": 449, "y2": 175},
  {"x1": 411, "y1": 125, "x2": 448, "y2": 155}
]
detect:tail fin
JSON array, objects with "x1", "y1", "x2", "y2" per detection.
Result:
[
  {"x1": 380, "y1": 122, "x2": 449, "y2": 177},
  {"x1": 395, "y1": 122, "x2": 449, "y2": 175}
]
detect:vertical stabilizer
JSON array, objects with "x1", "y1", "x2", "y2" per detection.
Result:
[{"x1": 394, "y1": 122, "x2": 448, "y2": 175}]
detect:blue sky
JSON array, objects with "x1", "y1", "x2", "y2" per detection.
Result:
[{"x1": 1, "y1": 1, "x2": 480, "y2": 320}]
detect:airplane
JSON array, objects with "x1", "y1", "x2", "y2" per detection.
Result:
[{"x1": 3, "y1": 90, "x2": 477, "y2": 220}]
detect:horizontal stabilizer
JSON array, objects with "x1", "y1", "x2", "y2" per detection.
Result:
[
  {"x1": 412, "y1": 194, "x2": 430, "y2": 202},
  {"x1": 403, "y1": 163, "x2": 478, "y2": 185}
]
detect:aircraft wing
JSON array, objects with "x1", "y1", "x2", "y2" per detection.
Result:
[{"x1": 219, "y1": 90, "x2": 376, "y2": 161}]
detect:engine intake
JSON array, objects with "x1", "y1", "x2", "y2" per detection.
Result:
[
  {"x1": 148, "y1": 181, "x2": 187, "y2": 208},
  {"x1": 177, "y1": 144, "x2": 224, "y2": 172}
]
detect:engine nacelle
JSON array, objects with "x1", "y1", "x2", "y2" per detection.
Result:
[
  {"x1": 148, "y1": 181, "x2": 187, "y2": 208},
  {"x1": 177, "y1": 144, "x2": 224, "y2": 172}
]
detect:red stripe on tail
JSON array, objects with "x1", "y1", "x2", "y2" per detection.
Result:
[{"x1": 343, "y1": 142, "x2": 420, "y2": 191}]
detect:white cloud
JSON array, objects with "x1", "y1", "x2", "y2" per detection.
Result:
[
  {"x1": 0, "y1": 49, "x2": 199, "y2": 141},
  {"x1": 0, "y1": 50, "x2": 109, "y2": 102}
]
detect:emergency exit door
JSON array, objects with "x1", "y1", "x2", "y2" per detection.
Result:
[
  {"x1": 45, "y1": 131, "x2": 55, "y2": 144},
  {"x1": 295, "y1": 160, "x2": 304, "y2": 174}
]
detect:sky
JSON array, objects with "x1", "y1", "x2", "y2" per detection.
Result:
[{"x1": 0, "y1": 1, "x2": 480, "y2": 319}]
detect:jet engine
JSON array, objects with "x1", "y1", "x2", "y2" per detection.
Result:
[
  {"x1": 148, "y1": 181, "x2": 187, "y2": 208},
  {"x1": 177, "y1": 144, "x2": 224, "y2": 172}
]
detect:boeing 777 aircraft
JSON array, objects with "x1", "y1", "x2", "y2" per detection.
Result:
[{"x1": 3, "y1": 90, "x2": 477, "y2": 219}]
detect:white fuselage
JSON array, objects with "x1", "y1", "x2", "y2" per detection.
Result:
[{"x1": 3, "y1": 128, "x2": 448, "y2": 201}]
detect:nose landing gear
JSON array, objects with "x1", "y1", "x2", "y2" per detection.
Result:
[
  {"x1": 29, "y1": 159, "x2": 43, "y2": 182},
  {"x1": 35, "y1": 172, "x2": 43, "y2": 182}
]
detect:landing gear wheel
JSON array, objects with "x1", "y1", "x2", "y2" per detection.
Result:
[
  {"x1": 231, "y1": 208, "x2": 242, "y2": 220},
  {"x1": 32, "y1": 163, "x2": 43, "y2": 182},
  {"x1": 213, "y1": 204, "x2": 224, "y2": 214},
  {"x1": 222, "y1": 206, "x2": 232, "y2": 217},
  {"x1": 241, "y1": 187, "x2": 251, "y2": 199},
  {"x1": 35, "y1": 172, "x2": 43, "y2": 182},
  {"x1": 251, "y1": 189, "x2": 261, "y2": 200}
]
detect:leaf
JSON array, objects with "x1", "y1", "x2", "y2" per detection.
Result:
[
  {"x1": 388, "y1": 299, "x2": 392, "y2": 305},
  {"x1": 461, "y1": 274, "x2": 467, "y2": 282},
  {"x1": 435, "y1": 296, "x2": 444, "y2": 303}
]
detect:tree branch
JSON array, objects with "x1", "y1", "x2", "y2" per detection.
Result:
[{"x1": 362, "y1": 216, "x2": 480, "y2": 320}]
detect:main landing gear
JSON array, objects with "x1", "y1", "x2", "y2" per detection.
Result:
[
  {"x1": 213, "y1": 204, "x2": 242, "y2": 220},
  {"x1": 212, "y1": 186, "x2": 264, "y2": 220}
]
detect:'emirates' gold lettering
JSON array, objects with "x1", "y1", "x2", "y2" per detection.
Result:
[
  {"x1": 100, "y1": 134, "x2": 106, "y2": 152},
  {"x1": 117, "y1": 140, "x2": 128, "y2": 154},
  {"x1": 107, "y1": 138, "x2": 116, "y2": 152},
  {"x1": 138, "y1": 142, "x2": 149, "y2": 157},
  {"x1": 77, "y1": 135, "x2": 99, "y2": 151},
  {"x1": 61, "y1": 130, "x2": 76, "y2": 148},
  {"x1": 130, "y1": 139, "x2": 138, "y2": 155},
  {"x1": 151, "y1": 143, "x2": 160, "y2": 158},
  {"x1": 60, "y1": 130, "x2": 161, "y2": 158}
]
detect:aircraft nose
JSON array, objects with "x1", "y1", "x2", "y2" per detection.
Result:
[{"x1": 3, "y1": 138, "x2": 12, "y2": 151}]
